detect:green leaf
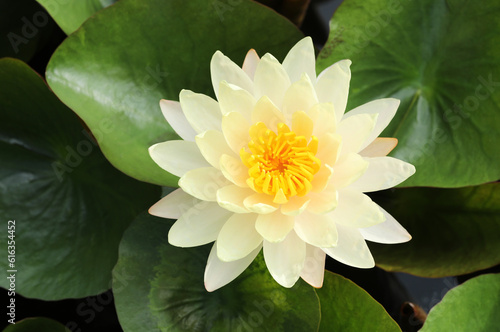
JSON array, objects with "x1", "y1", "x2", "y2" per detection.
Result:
[
  {"x1": 0, "y1": 58, "x2": 160, "y2": 300},
  {"x1": 46, "y1": 0, "x2": 303, "y2": 187},
  {"x1": 113, "y1": 213, "x2": 321, "y2": 332},
  {"x1": 369, "y1": 183, "x2": 500, "y2": 277},
  {"x1": 317, "y1": 0, "x2": 500, "y2": 187},
  {"x1": 420, "y1": 273, "x2": 500, "y2": 331},
  {"x1": 36, "y1": 0, "x2": 116, "y2": 35},
  {"x1": 3, "y1": 317, "x2": 70, "y2": 332},
  {"x1": 315, "y1": 272, "x2": 400, "y2": 332}
]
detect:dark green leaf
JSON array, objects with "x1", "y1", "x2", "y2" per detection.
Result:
[
  {"x1": 369, "y1": 183, "x2": 500, "y2": 277},
  {"x1": 420, "y1": 273, "x2": 500, "y2": 331},
  {"x1": 36, "y1": 0, "x2": 116, "y2": 35},
  {"x1": 317, "y1": 0, "x2": 500, "y2": 187},
  {"x1": 315, "y1": 272, "x2": 400, "y2": 332},
  {"x1": 3, "y1": 317, "x2": 70, "y2": 332},
  {"x1": 46, "y1": 0, "x2": 303, "y2": 187},
  {"x1": 113, "y1": 213, "x2": 321, "y2": 332},
  {"x1": 0, "y1": 58, "x2": 160, "y2": 300}
]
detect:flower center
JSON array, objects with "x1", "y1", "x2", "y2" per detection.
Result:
[{"x1": 240, "y1": 122, "x2": 321, "y2": 204}]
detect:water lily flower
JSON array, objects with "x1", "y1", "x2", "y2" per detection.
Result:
[{"x1": 149, "y1": 37, "x2": 415, "y2": 291}]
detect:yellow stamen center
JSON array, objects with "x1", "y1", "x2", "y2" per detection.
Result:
[{"x1": 240, "y1": 122, "x2": 321, "y2": 204}]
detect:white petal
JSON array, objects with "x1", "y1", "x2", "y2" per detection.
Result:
[
  {"x1": 217, "y1": 185, "x2": 253, "y2": 213},
  {"x1": 253, "y1": 53, "x2": 291, "y2": 108},
  {"x1": 359, "y1": 137, "x2": 398, "y2": 157},
  {"x1": 350, "y1": 156, "x2": 416, "y2": 192},
  {"x1": 255, "y1": 210, "x2": 295, "y2": 243},
  {"x1": 217, "y1": 213, "x2": 261, "y2": 261},
  {"x1": 329, "y1": 188, "x2": 385, "y2": 228},
  {"x1": 306, "y1": 184, "x2": 338, "y2": 214},
  {"x1": 179, "y1": 89, "x2": 222, "y2": 133},
  {"x1": 282, "y1": 74, "x2": 318, "y2": 123},
  {"x1": 243, "y1": 193, "x2": 279, "y2": 214},
  {"x1": 281, "y1": 196, "x2": 310, "y2": 216},
  {"x1": 211, "y1": 51, "x2": 254, "y2": 98},
  {"x1": 308, "y1": 102, "x2": 336, "y2": 137},
  {"x1": 218, "y1": 81, "x2": 256, "y2": 121},
  {"x1": 149, "y1": 141, "x2": 210, "y2": 177},
  {"x1": 331, "y1": 153, "x2": 369, "y2": 189},
  {"x1": 282, "y1": 37, "x2": 316, "y2": 84},
  {"x1": 149, "y1": 188, "x2": 200, "y2": 219},
  {"x1": 337, "y1": 113, "x2": 378, "y2": 155},
  {"x1": 195, "y1": 130, "x2": 234, "y2": 169},
  {"x1": 310, "y1": 164, "x2": 333, "y2": 193},
  {"x1": 251, "y1": 95, "x2": 286, "y2": 131},
  {"x1": 294, "y1": 211, "x2": 338, "y2": 247},
  {"x1": 300, "y1": 245, "x2": 326, "y2": 288},
  {"x1": 219, "y1": 154, "x2": 249, "y2": 187},
  {"x1": 316, "y1": 133, "x2": 342, "y2": 167},
  {"x1": 205, "y1": 242, "x2": 261, "y2": 292},
  {"x1": 242, "y1": 49, "x2": 260, "y2": 79},
  {"x1": 263, "y1": 231, "x2": 306, "y2": 288},
  {"x1": 168, "y1": 202, "x2": 232, "y2": 247},
  {"x1": 359, "y1": 206, "x2": 411, "y2": 244},
  {"x1": 315, "y1": 59, "x2": 351, "y2": 121},
  {"x1": 179, "y1": 167, "x2": 231, "y2": 201},
  {"x1": 221, "y1": 111, "x2": 251, "y2": 153},
  {"x1": 343, "y1": 98, "x2": 400, "y2": 151},
  {"x1": 323, "y1": 224, "x2": 375, "y2": 268},
  {"x1": 159, "y1": 99, "x2": 197, "y2": 141}
]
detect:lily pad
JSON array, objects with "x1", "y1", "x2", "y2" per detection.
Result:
[
  {"x1": 112, "y1": 213, "x2": 320, "y2": 332},
  {"x1": 36, "y1": 0, "x2": 116, "y2": 35},
  {"x1": 46, "y1": 0, "x2": 303, "y2": 187},
  {"x1": 317, "y1": 0, "x2": 500, "y2": 187},
  {"x1": 3, "y1": 317, "x2": 70, "y2": 332},
  {"x1": 420, "y1": 273, "x2": 500, "y2": 331},
  {"x1": 369, "y1": 183, "x2": 500, "y2": 277},
  {"x1": 315, "y1": 272, "x2": 400, "y2": 332},
  {"x1": 0, "y1": 58, "x2": 160, "y2": 300}
]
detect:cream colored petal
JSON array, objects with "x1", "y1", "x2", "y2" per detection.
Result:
[
  {"x1": 359, "y1": 137, "x2": 398, "y2": 157},
  {"x1": 308, "y1": 102, "x2": 336, "y2": 137},
  {"x1": 343, "y1": 98, "x2": 400, "y2": 151},
  {"x1": 179, "y1": 89, "x2": 222, "y2": 133},
  {"x1": 218, "y1": 81, "x2": 256, "y2": 121},
  {"x1": 216, "y1": 185, "x2": 253, "y2": 213},
  {"x1": 219, "y1": 154, "x2": 249, "y2": 187},
  {"x1": 300, "y1": 244, "x2": 326, "y2": 288},
  {"x1": 281, "y1": 196, "x2": 310, "y2": 216},
  {"x1": 221, "y1": 111, "x2": 251, "y2": 153},
  {"x1": 149, "y1": 188, "x2": 200, "y2": 219},
  {"x1": 216, "y1": 213, "x2": 261, "y2": 262},
  {"x1": 195, "y1": 130, "x2": 234, "y2": 169},
  {"x1": 255, "y1": 210, "x2": 295, "y2": 243},
  {"x1": 331, "y1": 153, "x2": 369, "y2": 189},
  {"x1": 350, "y1": 156, "x2": 416, "y2": 192},
  {"x1": 179, "y1": 167, "x2": 231, "y2": 202},
  {"x1": 292, "y1": 111, "x2": 314, "y2": 141},
  {"x1": 149, "y1": 141, "x2": 210, "y2": 177},
  {"x1": 315, "y1": 133, "x2": 342, "y2": 167},
  {"x1": 242, "y1": 49, "x2": 260, "y2": 79},
  {"x1": 251, "y1": 95, "x2": 286, "y2": 131},
  {"x1": 263, "y1": 231, "x2": 306, "y2": 288},
  {"x1": 294, "y1": 211, "x2": 338, "y2": 247},
  {"x1": 204, "y1": 242, "x2": 261, "y2": 292},
  {"x1": 306, "y1": 184, "x2": 338, "y2": 214},
  {"x1": 322, "y1": 224, "x2": 375, "y2": 268},
  {"x1": 211, "y1": 50, "x2": 254, "y2": 98},
  {"x1": 359, "y1": 206, "x2": 411, "y2": 244},
  {"x1": 159, "y1": 99, "x2": 197, "y2": 141},
  {"x1": 310, "y1": 164, "x2": 333, "y2": 193},
  {"x1": 337, "y1": 113, "x2": 378, "y2": 155},
  {"x1": 253, "y1": 53, "x2": 291, "y2": 107},
  {"x1": 329, "y1": 188, "x2": 385, "y2": 228},
  {"x1": 315, "y1": 59, "x2": 351, "y2": 121},
  {"x1": 168, "y1": 202, "x2": 232, "y2": 247},
  {"x1": 282, "y1": 37, "x2": 316, "y2": 84},
  {"x1": 243, "y1": 193, "x2": 279, "y2": 214},
  {"x1": 282, "y1": 74, "x2": 318, "y2": 123}
]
